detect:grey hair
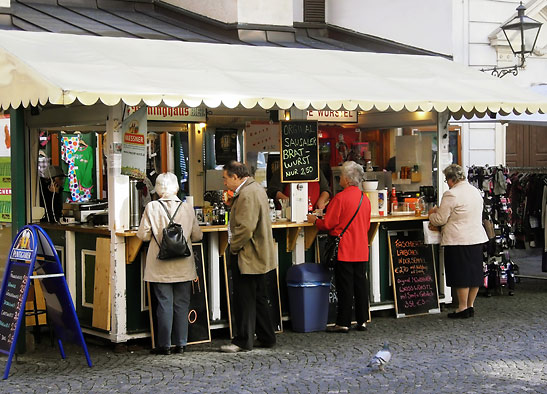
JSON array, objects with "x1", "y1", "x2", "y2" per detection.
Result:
[
  {"x1": 341, "y1": 161, "x2": 365, "y2": 189},
  {"x1": 443, "y1": 164, "x2": 466, "y2": 182},
  {"x1": 155, "y1": 172, "x2": 179, "y2": 197}
]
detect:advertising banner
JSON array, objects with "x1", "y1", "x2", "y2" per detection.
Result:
[{"x1": 121, "y1": 106, "x2": 147, "y2": 179}]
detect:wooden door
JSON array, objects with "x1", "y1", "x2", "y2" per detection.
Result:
[{"x1": 506, "y1": 124, "x2": 547, "y2": 167}]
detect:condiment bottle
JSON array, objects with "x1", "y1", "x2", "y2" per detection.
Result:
[
  {"x1": 308, "y1": 196, "x2": 313, "y2": 213},
  {"x1": 390, "y1": 186, "x2": 398, "y2": 213}
]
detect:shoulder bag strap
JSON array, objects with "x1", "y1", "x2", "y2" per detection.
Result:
[{"x1": 339, "y1": 192, "x2": 364, "y2": 239}]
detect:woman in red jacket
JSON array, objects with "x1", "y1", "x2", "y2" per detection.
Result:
[{"x1": 307, "y1": 161, "x2": 371, "y2": 333}]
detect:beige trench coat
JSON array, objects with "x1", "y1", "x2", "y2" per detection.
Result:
[
  {"x1": 137, "y1": 195, "x2": 203, "y2": 283},
  {"x1": 229, "y1": 178, "x2": 276, "y2": 274}
]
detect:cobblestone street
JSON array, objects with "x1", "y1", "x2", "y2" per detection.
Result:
[{"x1": 1, "y1": 276, "x2": 546, "y2": 393}]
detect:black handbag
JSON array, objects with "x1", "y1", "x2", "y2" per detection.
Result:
[
  {"x1": 152, "y1": 200, "x2": 191, "y2": 260},
  {"x1": 321, "y1": 193, "x2": 364, "y2": 268}
]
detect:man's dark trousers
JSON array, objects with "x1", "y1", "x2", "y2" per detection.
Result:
[{"x1": 230, "y1": 253, "x2": 276, "y2": 350}]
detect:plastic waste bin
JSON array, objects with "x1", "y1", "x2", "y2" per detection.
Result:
[{"x1": 286, "y1": 263, "x2": 331, "y2": 332}]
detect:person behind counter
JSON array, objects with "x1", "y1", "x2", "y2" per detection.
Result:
[
  {"x1": 137, "y1": 172, "x2": 203, "y2": 355},
  {"x1": 39, "y1": 165, "x2": 66, "y2": 223},
  {"x1": 307, "y1": 161, "x2": 371, "y2": 333},
  {"x1": 267, "y1": 168, "x2": 331, "y2": 210},
  {"x1": 220, "y1": 160, "x2": 277, "y2": 353},
  {"x1": 428, "y1": 164, "x2": 488, "y2": 319}
]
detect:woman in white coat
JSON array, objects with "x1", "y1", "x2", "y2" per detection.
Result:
[
  {"x1": 429, "y1": 164, "x2": 488, "y2": 319},
  {"x1": 137, "y1": 172, "x2": 203, "y2": 354}
]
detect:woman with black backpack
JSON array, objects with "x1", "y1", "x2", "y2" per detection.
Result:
[{"x1": 137, "y1": 172, "x2": 203, "y2": 355}]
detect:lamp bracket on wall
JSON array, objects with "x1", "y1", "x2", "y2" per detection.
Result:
[{"x1": 479, "y1": 65, "x2": 518, "y2": 78}]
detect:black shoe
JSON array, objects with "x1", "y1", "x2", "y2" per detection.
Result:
[
  {"x1": 172, "y1": 345, "x2": 186, "y2": 354},
  {"x1": 150, "y1": 347, "x2": 171, "y2": 355},
  {"x1": 355, "y1": 323, "x2": 367, "y2": 331},
  {"x1": 254, "y1": 340, "x2": 275, "y2": 348},
  {"x1": 447, "y1": 309, "x2": 470, "y2": 319},
  {"x1": 466, "y1": 307, "x2": 474, "y2": 317}
]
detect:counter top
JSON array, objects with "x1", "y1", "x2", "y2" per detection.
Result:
[{"x1": 38, "y1": 222, "x2": 111, "y2": 236}]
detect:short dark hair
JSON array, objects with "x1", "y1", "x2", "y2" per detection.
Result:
[{"x1": 223, "y1": 160, "x2": 250, "y2": 179}]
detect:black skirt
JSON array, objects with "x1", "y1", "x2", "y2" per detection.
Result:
[{"x1": 444, "y1": 244, "x2": 485, "y2": 287}]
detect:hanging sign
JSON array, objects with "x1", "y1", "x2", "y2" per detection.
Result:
[
  {"x1": 121, "y1": 106, "x2": 147, "y2": 179},
  {"x1": 245, "y1": 121, "x2": 279, "y2": 153},
  {"x1": 0, "y1": 225, "x2": 92, "y2": 379},
  {"x1": 126, "y1": 106, "x2": 206, "y2": 122},
  {"x1": 280, "y1": 121, "x2": 319, "y2": 183},
  {"x1": 306, "y1": 110, "x2": 357, "y2": 123}
]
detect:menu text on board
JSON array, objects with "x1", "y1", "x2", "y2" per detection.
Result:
[
  {"x1": 389, "y1": 230, "x2": 440, "y2": 318},
  {"x1": 280, "y1": 121, "x2": 319, "y2": 183}
]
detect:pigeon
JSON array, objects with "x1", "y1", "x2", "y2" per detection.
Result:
[{"x1": 367, "y1": 342, "x2": 391, "y2": 371}]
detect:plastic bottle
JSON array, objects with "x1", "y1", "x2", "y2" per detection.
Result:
[
  {"x1": 308, "y1": 196, "x2": 313, "y2": 213},
  {"x1": 269, "y1": 199, "x2": 276, "y2": 222},
  {"x1": 218, "y1": 204, "x2": 226, "y2": 225},
  {"x1": 415, "y1": 193, "x2": 424, "y2": 216},
  {"x1": 212, "y1": 203, "x2": 219, "y2": 225}
]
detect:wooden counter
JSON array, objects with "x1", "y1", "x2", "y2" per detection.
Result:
[{"x1": 39, "y1": 222, "x2": 111, "y2": 236}]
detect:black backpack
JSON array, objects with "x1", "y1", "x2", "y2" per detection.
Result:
[{"x1": 152, "y1": 200, "x2": 191, "y2": 260}]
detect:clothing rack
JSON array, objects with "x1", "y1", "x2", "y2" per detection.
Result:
[{"x1": 509, "y1": 167, "x2": 547, "y2": 173}]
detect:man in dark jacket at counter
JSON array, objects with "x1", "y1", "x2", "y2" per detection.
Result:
[{"x1": 220, "y1": 160, "x2": 277, "y2": 353}]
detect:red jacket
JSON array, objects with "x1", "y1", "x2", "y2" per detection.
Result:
[{"x1": 315, "y1": 186, "x2": 371, "y2": 262}]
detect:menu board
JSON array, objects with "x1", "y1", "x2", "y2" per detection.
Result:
[
  {"x1": 187, "y1": 244, "x2": 211, "y2": 344},
  {"x1": 0, "y1": 262, "x2": 30, "y2": 353},
  {"x1": 280, "y1": 121, "x2": 319, "y2": 183},
  {"x1": 388, "y1": 230, "x2": 440, "y2": 318}
]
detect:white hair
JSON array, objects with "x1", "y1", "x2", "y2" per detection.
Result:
[
  {"x1": 155, "y1": 172, "x2": 179, "y2": 198},
  {"x1": 341, "y1": 161, "x2": 365, "y2": 189}
]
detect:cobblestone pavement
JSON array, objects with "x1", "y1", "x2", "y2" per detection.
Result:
[{"x1": 1, "y1": 278, "x2": 546, "y2": 393}]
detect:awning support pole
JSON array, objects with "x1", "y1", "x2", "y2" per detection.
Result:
[{"x1": 436, "y1": 110, "x2": 452, "y2": 304}]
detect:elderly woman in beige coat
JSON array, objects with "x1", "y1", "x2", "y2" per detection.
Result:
[
  {"x1": 429, "y1": 164, "x2": 488, "y2": 319},
  {"x1": 137, "y1": 172, "x2": 202, "y2": 355}
]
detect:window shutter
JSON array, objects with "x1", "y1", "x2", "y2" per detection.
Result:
[{"x1": 304, "y1": 0, "x2": 325, "y2": 23}]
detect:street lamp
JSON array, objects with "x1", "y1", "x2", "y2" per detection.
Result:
[{"x1": 482, "y1": 2, "x2": 542, "y2": 77}]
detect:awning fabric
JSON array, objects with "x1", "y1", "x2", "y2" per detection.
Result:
[{"x1": 0, "y1": 30, "x2": 546, "y2": 115}]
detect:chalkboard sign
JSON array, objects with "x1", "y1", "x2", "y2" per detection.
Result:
[
  {"x1": 187, "y1": 243, "x2": 211, "y2": 344},
  {"x1": 280, "y1": 121, "x2": 319, "y2": 183},
  {"x1": 149, "y1": 243, "x2": 211, "y2": 348},
  {"x1": 388, "y1": 230, "x2": 441, "y2": 318},
  {"x1": 0, "y1": 225, "x2": 92, "y2": 379},
  {"x1": 0, "y1": 261, "x2": 30, "y2": 353}
]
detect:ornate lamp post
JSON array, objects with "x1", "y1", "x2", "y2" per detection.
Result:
[{"x1": 482, "y1": 2, "x2": 542, "y2": 77}]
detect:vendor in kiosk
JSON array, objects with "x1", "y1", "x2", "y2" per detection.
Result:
[
  {"x1": 39, "y1": 165, "x2": 66, "y2": 223},
  {"x1": 267, "y1": 168, "x2": 331, "y2": 210}
]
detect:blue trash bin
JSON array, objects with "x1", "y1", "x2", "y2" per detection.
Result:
[{"x1": 286, "y1": 263, "x2": 331, "y2": 332}]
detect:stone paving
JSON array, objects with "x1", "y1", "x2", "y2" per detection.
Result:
[{"x1": 1, "y1": 278, "x2": 546, "y2": 393}]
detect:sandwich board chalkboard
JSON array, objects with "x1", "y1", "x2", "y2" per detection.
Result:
[
  {"x1": 280, "y1": 121, "x2": 319, "y2": 183},
  {"x1": 0, "y1": 225, "x2": 92, "y2": 379},
  {"x1": 149, "y1": 243, "x2": 211, "y2": 348},
  {"x1": 388, "y1": 229, "x2": 441, "y2": 318},
  {"x1": 223, "y1": 253, "x2": 283, "y2": 338}
]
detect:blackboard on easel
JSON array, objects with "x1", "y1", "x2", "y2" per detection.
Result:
[
  {"x1": 223, "y1": 253, "x2": 283, "y2": 338},
  {"x1": 0, "y1": 225, "x2": 92, "y2": 379},
  {"x1": 149, "y1": 243, "x2": 211, "y2": 348},
  {"x1": 388, "y1": 230, "x2": 440, "y2": 318},
  {"x1": 280, "y1": 121, "x2": 319, "y2": 183}
]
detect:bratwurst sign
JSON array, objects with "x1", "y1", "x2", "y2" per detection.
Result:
[{"x1": 280, "y1": 121, "x2": 319, "y2": 183}]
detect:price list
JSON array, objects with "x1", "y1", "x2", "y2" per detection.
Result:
[
  {"x1": 389, "y1": 231, "x2": 439, "y2": 317},
  {"x1": 0, "y1": 263, "x2": 30, "y2": 353}
]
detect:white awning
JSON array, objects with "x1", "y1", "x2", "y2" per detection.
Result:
[{"x1": 0, "y1": 30, "x2": 546, "y2": 115}]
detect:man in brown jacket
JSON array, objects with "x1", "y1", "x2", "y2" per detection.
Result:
[{"x1": 220, "y1": 161, "x2": 277, "y2": 353}]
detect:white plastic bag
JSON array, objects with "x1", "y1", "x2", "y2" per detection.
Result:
[{"x1": 423, "y1": 221, "x2": 441, "y2": 244}]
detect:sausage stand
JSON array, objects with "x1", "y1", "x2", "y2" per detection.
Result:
[{"x1": 1, "y1": 30, "x2": 546, "y2": 343}]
